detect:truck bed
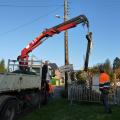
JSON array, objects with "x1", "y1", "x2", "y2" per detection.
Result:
[{"x1": 0, "y1": 73, "x2": 41, "y2": 93}]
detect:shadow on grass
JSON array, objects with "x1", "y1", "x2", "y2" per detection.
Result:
[{"x1": 19, "y1": 98, "x2": 120, "y2": 120}]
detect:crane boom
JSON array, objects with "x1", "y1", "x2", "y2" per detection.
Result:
[{"x1": 17, "y1": 14, "x2": 89, "y2": 71}]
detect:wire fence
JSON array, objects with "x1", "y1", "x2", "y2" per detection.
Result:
[{"x1": 68, "y1": 84, "x2": 120, "y2": 105}]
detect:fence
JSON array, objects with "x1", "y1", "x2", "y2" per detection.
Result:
[
  {"x1": 68, "y1": 84, "x2": 120, "y2": 105},
  {"x1": 115, "y1": 86, "x2": 120, "y2": 104}
]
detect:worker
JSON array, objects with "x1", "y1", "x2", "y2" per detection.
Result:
[
  {"x1": 41, "y1": 61, "x2": 49, "y2": 92},
  {"x1": 42, "y1": 61, "x2": 48, "y2": 81},
  {"x1": 99, "y1": 65, "x2": 112, "y2": 113},
  {"x1": 48, "y1": 83, "x2": 54, "y2": 97}
]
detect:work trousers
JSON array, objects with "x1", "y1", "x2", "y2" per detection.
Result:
[{"x1": 101, "y1": 92, "x2": 112, "y2": 113}]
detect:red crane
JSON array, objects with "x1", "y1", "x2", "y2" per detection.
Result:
[{"x1": 17, "y1": 15, "x2": 90, "y2": 71}]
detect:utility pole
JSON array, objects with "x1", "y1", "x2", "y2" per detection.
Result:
[{"x1": 64, "y1": 0, "x2": 69, "y2": 90}]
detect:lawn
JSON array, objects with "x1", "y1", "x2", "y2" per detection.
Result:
[{"x1": 19, "y1": 99, "x2": 120, "y2": 120}]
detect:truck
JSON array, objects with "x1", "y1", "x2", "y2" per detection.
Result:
[{"x1": 0, "y1": 14, "x2": 92, "y2": 120}]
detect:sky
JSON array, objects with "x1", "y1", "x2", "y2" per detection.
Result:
[{"x1": 0, "y1": 0, "x2": 120, "y2": 70}]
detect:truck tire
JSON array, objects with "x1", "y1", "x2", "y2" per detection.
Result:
[
  {"x1": 27, "y1": 92, "x2": 41, "y2": 108},
  {"x1": 1, "y1": 100, "x2": 17, "y2": 120}
]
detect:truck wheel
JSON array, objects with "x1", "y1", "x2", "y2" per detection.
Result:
[{"x1": 1, "y1": 100, "x2": 17, "y2": 120}]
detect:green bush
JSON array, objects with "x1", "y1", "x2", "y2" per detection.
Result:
[{"x1": 76, "y1": 79, "x2": 86, "y2": 85}]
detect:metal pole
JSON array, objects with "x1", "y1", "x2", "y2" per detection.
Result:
[{"x1": 64, "y1": 0, "x2": 69, "y2": 90}]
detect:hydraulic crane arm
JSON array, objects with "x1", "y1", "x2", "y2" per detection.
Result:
[
  {"x1": 17, "y1": 14, "x2": 89, "y2": 71},
  {"x1": 18, "y1": 15, "x2": 89, "y2": 59}
]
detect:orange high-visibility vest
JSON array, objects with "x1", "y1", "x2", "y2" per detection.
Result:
[
  {"x1": 99, "y1": 73, "x2": 110, "y2": 84},
  {"x1": 99, "y1": 73, "x2": 110, "y2": 90},
  {"x1": 48, "y1": 84, "x2": 54, "y2": 93}
]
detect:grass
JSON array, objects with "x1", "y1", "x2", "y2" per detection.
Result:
[{"x1": 19, "y1": 99, "x2": 120, "y2": 120}]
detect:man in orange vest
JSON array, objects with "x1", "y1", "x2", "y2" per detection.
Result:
[{"x1": 99, "y1": 65, "x2": 112, "y2": 113}]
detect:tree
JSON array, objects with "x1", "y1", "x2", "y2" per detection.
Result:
[
  {"x1": 75, "y1": 70, "x2": 87, "y2": 85},
  {"x1": 103, "y1": 59, "x2": 112, "y2": 74},
  {"x1": 113, "y1": 57, "x2": 120, "y2": 70},
  {"x1": 113, "y1": 57, "x2": 120, "y2": 80},
  {"x1": 91, "y1": 59, "x2": 112, "y2": 74},
  {"x1": 89, "y1": 59, "x2": 113, "y2": 77},
  {"x1": 90, "y1": 65, "x2": 99, "y2": 74},
  {"x1": 0, "y1": 59, "x2": 6, "y2": 73}
]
